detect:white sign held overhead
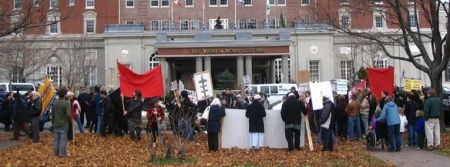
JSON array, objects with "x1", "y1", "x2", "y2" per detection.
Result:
[
  {"x1": 193, "y1": 71, "x2": 214, "y2": 101},
  {"x1": 335, "y1": 79, "x2": 349, "y2": 95},
  {"x1": 309, "y1": 81, "x2": 334, "y2": 110},
  {"x1": 243, "y1": 75, "x2": 251, "y2": 86}
]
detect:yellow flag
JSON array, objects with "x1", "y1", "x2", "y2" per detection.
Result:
[{"x1": 38, "y1": 77, "x2": 56, "y2": 115}]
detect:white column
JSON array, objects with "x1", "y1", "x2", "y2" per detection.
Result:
[
  {"x1": 237, "y1": 56, "x2": 244, "y2": 88},
  {"x1": 159, "y1": 58, "x2": 169, "y2": 92},
  {"x1": 282, "y1": 55, "x2": 289, "y2": 83},
  {"x1": 204, "y1": 57, "x2": 211, "y2": 71},
  {"x1": 245, "y1": 56, "x2": 252, "y2": 79},
  {"x1": 196, "y1": 57, "x2": 203, "y2": 72}
]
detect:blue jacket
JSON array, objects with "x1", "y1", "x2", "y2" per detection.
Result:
[
  {"x1": 377, "y1": 101, "x2": 400, "y2": 126},
  {"x1": 207, "y1": 105, "x2": 226, "y2": 133},
  {"x1": 415, "y1": 117, "x2": 425, "y2": 134}
]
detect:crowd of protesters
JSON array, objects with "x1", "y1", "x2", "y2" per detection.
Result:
[{"x1": 0, "y1": 84, "x2": 445, "y2": 157}]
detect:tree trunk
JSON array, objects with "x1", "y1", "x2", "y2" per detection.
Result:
[{"x1": 429, "y1": 71, "x2": 443, "y2": 97}]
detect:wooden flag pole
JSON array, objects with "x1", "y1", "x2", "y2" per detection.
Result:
[{"x1": 304, "y1": 116, "x2": 314, "y2": 151}]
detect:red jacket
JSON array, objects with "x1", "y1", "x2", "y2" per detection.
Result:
[{"x1": 146, "y1": 105, "x2": 165, "y2": 126}]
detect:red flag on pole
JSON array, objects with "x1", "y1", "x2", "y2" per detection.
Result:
[
  {"x1": 367, "y1": 67, "x2": 394, "y2": 100},
  {"x1": 117, "y1": 61, "x2": 164, "y2": 98}
]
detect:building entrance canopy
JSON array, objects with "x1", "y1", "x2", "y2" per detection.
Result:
[{"x1": 155, "y1": 41, "x2": 290, "y2": 58}]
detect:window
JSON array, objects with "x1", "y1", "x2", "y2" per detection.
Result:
[
  {"x1": 85, "y1": 20, "x2": 95, "y2": 33},
  {"x1": 373, "y1": 58, "x2": 389, "y2": 68},
  {"x1": 340, "y1": 15, "x2": 350, "y2": 29},
  {"x1": 269, "y1": 0, "x2": 284, "y2": 6},
  {"x1": 274, "y1": 58, "x2": 291, "y2": 83},
  {"x1": 47, "y1": 66, "x2": 62, "y2": 87},
  {"x1": 340, "y1": 0, "x2": 349, "y2": 3},
  {"x1": 33, "y1": 0, "x2": 39, "y2": 7},
  {"x1": 88, "y1": 66, "x2": 97, "y2": 86},
  {"x1": 243, "y1": 0, "x2": 251, "y2": 6},
  {"x1": 375, "y1": 15, "x2": 383, "y2": 28},
  {"x1": 185, "y1": 0, "x2": 193, "y2": 7},
  {"x1": 301, "y1": 0, "x2": 310, "y2": 6},
  {"x1": 126, "y1": 20, "x2": 135, "y2": 24},
  {"x1": 209, "y1": 18, "x2": 229, "y2": 29},
  {"x1": 86, "y1": 0, "x2": 94, "y2": 8},
  {"x1": 50, "y1": 0, "x2": 58, "y2": 9},
  {"x1": 180, "y1": 20, "x2": 189, "y2": 30},
  {"x1": 14, "y1": 0, "x2": 21, "y2": 9},
  {"x1": 150, "y1": 0, "x2": 159, "y2": 7},
  {"x1": 239, "y1": 18, "x2": 246, "y2": 29},
  {"x1": 261, "y1": 86, "x2": 269, "y2": 94},
  {"x1": 151, "y1": 20, "x2": 160, "y2": 30},
  {"x1": 270, "y1": 86, "x2": 278, "y2": 94},
  {"x1": 209, "y1": 0, "x2": 227, "y2": 6},
  {"x1": 248, "y1": 18, "x2": 257, "y2": 29},
  {"x1": 126, "y1": 0, "x2": 134, "y2": 8},
  {"x1": 408, "y1": 0, "x2": 415, "y2": 4},
  {"x1": 190, "y1": 19, "x2": 200, "y2": 30},
  {"x1": 374, "y1": 0, "x2": 383, "y2": 4},
  {"x1": 267, "y1": 18, "x2": 277, "y2": 28},
  {"x1": 408, "y1": 14, "x2": 417, "y2": 28},
  {"x1": 162, "y1": 20, "x2": 171, "y2": 30},
  {"x1": 48, "y1": 12, "x2": 60, "y2": 34},
  {"x1": 149, "y1": 53, "x2": 160, "y2": 69},
  {"x1": 309, "y1": 60, "x2": 320, "y2": 82},
  {"x1": 161, "y1": 0, "x2": 169, "y2": 7},
  {"x1": 340, "y1": 61, "x2": 353, "y2": 80}
]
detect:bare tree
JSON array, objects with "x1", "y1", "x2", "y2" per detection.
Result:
[
  {"x1": 316, "y1": 0, "x2": 449, "y2": 95},
  {"x1": 62, "y1": 37, "x2": 96, "y2": 89},
  {"x1": 0, "y1": 34, "x2": 53, "y2": 82}
]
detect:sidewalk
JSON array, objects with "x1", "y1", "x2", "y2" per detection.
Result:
[{"x1": 371, "y1": 146, "x2": 450, "y2": 167}]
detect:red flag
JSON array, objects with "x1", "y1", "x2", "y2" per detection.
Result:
[
  {"x1": 367, "y1": 67, "x2": 394, "y2": 100},
  {"x1": 354, "y1": 80, "x2": 367, "y2": 90},
  {"x1": 117, "y1": 62, "x2": 164, "y2": 98}
]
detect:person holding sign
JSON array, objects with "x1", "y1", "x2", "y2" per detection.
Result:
[
  {"x1": 281, "y1": 93, "x2": 307, "y2": 151},
  {"x1": 319, "y1": 96, "x2": 336, "y2": 151},
  {"x1": 246, "y1": 94, "x2": 266, "y2": 150}
]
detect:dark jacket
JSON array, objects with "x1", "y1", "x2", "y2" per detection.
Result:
[
  {"x1": 245, "y1": 101, "x2": 266, "y2": 133},
  {"x1": 29, "y1": 97, "x2": 42, "y2": 118},
  {"x1": 207, "y1": 105, "x2": 226, "y2": 133},
  {"x1": 127, "y1": 99, "x2": 143, "y2": 120},
  {"x1": 319, "y1": 100, "x2": 336, "y2": 130},
  {"x1": 405, "y1": 100, "x2": 419, "y2": 124},
  {"x1": 424, "y1": 96, "x2": 443, "y2": 120},
  {"x1": 281, "y1": 96, "x2": 306, "y2": 125},
  {"x1": 336, "y1": 100, "x2": 348, "y2": 118},
  {"x1": 13, "y1": 98, "x2": 29, "y2": 123}
]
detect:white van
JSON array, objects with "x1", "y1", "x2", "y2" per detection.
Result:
[
  {"x1": 246, "y1": 84, "x2": 298, "y2": 96},
  {"x1": 0, "y1": 83, "x2": 36, "y2": 95}
]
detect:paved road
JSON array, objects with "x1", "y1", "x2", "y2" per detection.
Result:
[{"x1": 371, "y1": 146, "x2": 450, "y2": 167}]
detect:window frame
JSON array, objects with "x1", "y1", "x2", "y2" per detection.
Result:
[
  {"x1": 151, "y1": 20, "x2": 160, "y2": 30},
  {"x1": 150, "y1": 0, "x2": 159, "y2": 7},
  {"x1": 374, "y1": 15, "x2": 384, "y2": 29},
  {"x1": 50, "y1": 0, "x2": 59, "y2": 10},
  {"x1": 161, "y1": 0, "x2": 170, "y2": 7},
  {"x1": 185, "y1": 0, "x2": 194, "y2": 7},
  {"x1": 308, "y1": 60, "x2": 320, "y2": 82},
  {"x1": 85, "y1": 19, "x2": 96, "y2": 33},
  {"x1": 14, "y1": 0, "x2": 22, "y2": 10},
  {"x1": 86, "y1": 0, "x2": 95, "y2": 9},
  {"x1": 180, "y1": 19, "x2": 190, "y2": 30},
  {"x1": 126, "y1": 0, "x2": 134, "y2": 8},
  {"x1": 209, "y1": 0, "x2": 228, "y2": 7},
  {"x1": 301, "y1": 0, "x2": 310, "y2": 6}
]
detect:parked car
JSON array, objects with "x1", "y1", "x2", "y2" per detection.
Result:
[{"x1": 0, "y1": 83, "x2": 36, "y2": 95}]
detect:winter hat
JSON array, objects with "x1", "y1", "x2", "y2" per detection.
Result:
[
  {"x1": 288, "y1": 93, "x2": 296, "y2": 97},
  {"x1": 181, "y1": 90, "x2": 189, "y2": 98},
  {"x1": 253, "y1": 94, "x2": 261, "y2": 100}
]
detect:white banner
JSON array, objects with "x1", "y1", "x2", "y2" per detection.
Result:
[
  {"x1": 193, "y1": 71, "x2": 213, "y2": 101},
  {"x1": 335, "y1": 79, "x2": 349, "y2": 95},
  {"x1": 221, "y1": 109, "x2": 306, "y2": 149},
  {"x1": 309, "y1": 81, "x2": 334, "y2": 110}
]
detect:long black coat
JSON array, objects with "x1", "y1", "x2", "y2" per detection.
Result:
[
  {"x1": 13, "y1": 98, "x2": 29, "y2": 123},
  {"x1": 245, "y1": 101, "x2": 266, "y2": 133},
  {"x1": 281, "y1": 96, "x2": 306, "y2": 125}
]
